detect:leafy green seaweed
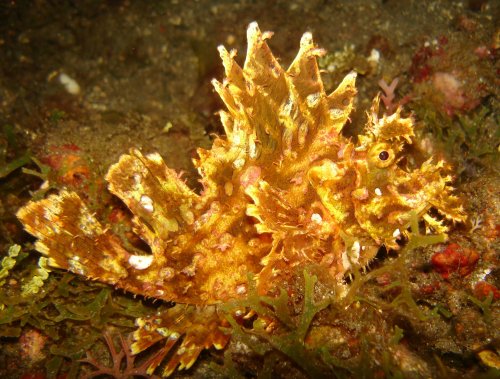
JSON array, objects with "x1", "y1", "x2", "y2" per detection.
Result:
[
  {"x1": 468, "y1": 292, "x2": 494, "y2": 324},
  {"x1": 0, "y1": 261, "x2": 157, "y2": 377},
  {"x1": 216, "y1": 212, "x2": 449, "y2": 378},
  {"x1": 0, "y1": 244, "x2": 22, "y2": 287},
  {"x1": 344, "y1": 212, "x2": 445, "y2": 321},
  {"x1": 0, "y1": 124, "x2": 31, "y2": 178},
  {"x1": 222, "y1": 270, "x2": 348, "y2": 378}
]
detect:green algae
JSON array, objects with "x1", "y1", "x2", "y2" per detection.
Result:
[
  {"x1": 414, "y1": 99, "x2": 500, "y2": 177},
  {"x1": 344, "y1": 212, "x2": 445, "y2": 319},
  {"x1": 0, "y1": 244, "x2": 22, "y2": 287},
  {"x1": 215, "y1": 212, "x2": 451, "y2": 377},
  {"x1": 0, "y1": 260, "x2": 157, "y2": 376},
  {"x1": 468, "y1": 292, "x2": 494, "y2": 324},
  {"x1": 0, "y1": 124, "x2": 31, "y2": 179},
  {"x1": 21, "y1": 257, "x2": 51, "y2": 296},
  {"x1": 222, "y1": 270, "x2": 339, "y2": 378}
]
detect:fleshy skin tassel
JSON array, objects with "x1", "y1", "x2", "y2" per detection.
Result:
[{"x1": 17, "y1": 22, "x2": 465, "y2": 376}]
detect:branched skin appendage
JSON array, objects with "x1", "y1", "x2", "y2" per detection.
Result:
[{"x1": 16, "y1": 22, "x2": 465, "y2": 376}]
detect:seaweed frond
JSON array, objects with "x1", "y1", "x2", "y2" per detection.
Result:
[
  {"x1": 222, "y1": 269, "x2": 344, "y2": 378},
  {"x1": 344, "y1": 212, "x2": 446, "y2": 320},
  {"x1": 0, "y1": 244, "x2": 22, "y2": 287}
]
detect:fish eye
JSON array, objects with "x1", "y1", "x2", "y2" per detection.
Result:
[
  {"x1": 379, "y1": 151, "x2": 389, "y2": 161},
  {"x1": 368, "y1": 143, "x2": 395, "y2": 168}
]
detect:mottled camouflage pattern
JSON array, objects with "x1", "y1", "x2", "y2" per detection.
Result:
[{"x1": 17, "y1": 22, "x2": 464, "y2": 376}]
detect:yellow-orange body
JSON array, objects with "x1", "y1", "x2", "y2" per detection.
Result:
[{"x1": 17, "y1": 23, "x2": 464, "y2": 376}]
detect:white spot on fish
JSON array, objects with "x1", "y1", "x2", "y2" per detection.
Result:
[
  {"x1": 129, "y1": 254, "x2": 153, "y2": 270},
  {"x1": 147, "y1": 152, "x2": 164, "y2": 164},
  {"x1": 133, "y1": 173, "x2": 141, "y2": 185},
  {"x1": 140, "y1": 195, "x2": 154, "y2": 212},
  {"x1": 281, "y1": 96, "x2": 294, "y2": 116},
  {"x1": 306, "y1": 92, "x2": 321, "y2": 108},
  {"x1": 236, "y1": 284, "x2": 247, "y2": 295},
  {"x1": 351, "y1": 241, "x2": 360, "y2": 263},
  {"x1": 169, "y1": 332, "x2": 180, "y2": 340},
  {"x1": 249, "y1": 136, "x2": 259, "y2": 159},
  {"x1": 311, "y1": 213, "x2": 323, "y2": 224},
  {"x1": 233, "y1": 157, "x2": 246, "y2": 169},
  {"x1": 374, "y1": 188, "x2": 382, "y2": 196},
  {"x1": 329, "y1": 108, "x2": 345, "y2": 119},
  {"x1": 341, "y1": 250, "x2": 351, "y2": 271}
]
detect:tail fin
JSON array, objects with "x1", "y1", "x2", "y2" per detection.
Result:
[
  {"x1": 16, "y1": 190, "x2": 164, "y2": 299},
  {"x1": 16, "y1": 148, "x2": 211, "y2": 304}
]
